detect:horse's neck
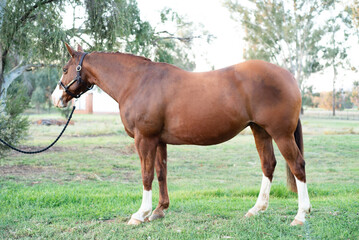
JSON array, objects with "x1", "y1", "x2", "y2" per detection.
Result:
[{"x1": 86, "y1": 52, "x2": 147, "y2": 104}]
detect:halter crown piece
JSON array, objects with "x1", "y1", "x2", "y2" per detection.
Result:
[{"x1": 60, "y1": 52, "x2": 93, "y2": 98}]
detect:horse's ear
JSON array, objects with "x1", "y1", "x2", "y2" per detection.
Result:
[
  {"x1": 77, "y1": 44, "x2": 83, "y2": 52},
  {"x1": 65, "y1": 42, "x2": 75, "y2": 57}
]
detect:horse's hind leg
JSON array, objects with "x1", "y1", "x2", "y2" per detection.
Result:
[
  {"x1": 149, "y1": 142, "x2": 169, "y2": 221},
  {"x1": 245, "y1": 123, "x2": 277, "y2": 217},
  {"x1": 274, "y1": 135, "x2": 311, "y2": 226}
]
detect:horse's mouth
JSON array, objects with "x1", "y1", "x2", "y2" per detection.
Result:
[
  {"x1": 53, "y1": 98, "x2": 68, "y2": 108},
  {"x1": 51, "y1": 84, "x2": 68, "y2": 108}
]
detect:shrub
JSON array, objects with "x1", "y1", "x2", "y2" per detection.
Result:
[{"x1": 0, "y1": 81, "x2": 30, "y2": 157}]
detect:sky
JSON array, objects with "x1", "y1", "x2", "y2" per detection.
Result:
[{"x1": 137, "y1": 0, "x2": 244, "y2": 72}]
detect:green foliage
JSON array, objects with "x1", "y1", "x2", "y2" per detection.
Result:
[
  {"x1": 28, "y1": 67, "x2": 60, "y2": 110},
  {"x1": 0, "y1": 0, "x2": 68, "y2": 154},
  {"x1": 321, "y1": 3, "x2": 350, "y2": 71},
  {"x1": 124, "y1": 7, "x2": 200, "y2": 71},
  {"x1": 151, "y1": 8, "x2": 200, "y2": 70},
  {"x1": 83, "y1": 0, "x2": 145, "y2": 51},
  {"x1": 81, "y1": 1, "x2": 199, "y2": 70},
  {"x1": 350, "y1": 81, "x2": 359, "y2": 108},
  {"x1": 0, "y1": 81, "x2": 29, "y2": 157},
  {"x1": 31, "y1": 87, "x2": 46, "y2": 110},
  {"x1": 0, "y1": 0, "x2": 67, "y2": 68},
  {"x1": 302, "y1": 86, "x2": 318, "y2": 108},
  {"x1": 344, "y1": 1, "x2": 359, "y2": 40}
]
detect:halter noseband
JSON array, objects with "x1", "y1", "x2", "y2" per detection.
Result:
[{"x1": 59, "y1": 52, "x2": 93, "y2": 99}]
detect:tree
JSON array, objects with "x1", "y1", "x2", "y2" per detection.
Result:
[
  {"x1": 28, "y1": 67, "x2": 60, "y2": 111},
  {"x1": 0, "y1": 80, "x2": 29, "y2": 158},
  {"x1": 76, "y1": 4, "x2": 204, "y2": 70},
  {"x1": 147, "y1": 7, "x2": 208, "y2": 71},
  {"x1": 321, "y1": 2, "x2": 350, "y2": 116},
  {"x1": 344, "y1": 1, "x2": 359, "y2": 78},
  {"x1": 351, "y1": 81, "x2": 359, "y2": 108},
  {"x1": 224, "y1": 0, "x2": 335, "y2": 111},
  {"x1": 0, "y1": 0, "x2": 66, "y2": 155},
  {"x1": 31, "y1": 87, "x2": 46, "y2": 112},
  {"x1": 346, "y1": 0, "x2": 359, "y2": 39},
  {"x1": 302, "y1": 86, "x2": 318, "y2": 108},
  {"x1": 0, "y1": 0, "x2": 67, "y2": 100}
]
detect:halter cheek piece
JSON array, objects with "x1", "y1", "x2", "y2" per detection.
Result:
[{"x1": 59, "y1": 52, "x2": 93, "y2": 99}]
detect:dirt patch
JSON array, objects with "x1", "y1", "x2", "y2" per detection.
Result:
[
  {"x1": 0, "y1": 165, "x2": 58, "y2": 176},
  {"x1": 0, "y1": 165, "x2": 64, "y2": 184},
  {"x1": 7, "y1": 145, "x2": 78, "y2": 156},
  {"x1": 123, "y1": 143, "x2": 136, "y2": 154},
  {"x1": 73, "y1": 173, "x2": 104, "y2": 182},
  {"x1": 93, "y1": 143, "x2": 136, "y2": 155},
  {"x1": 7, "y1": 142, "x2": 135, "y2": 157},
  {"x1": 34, "y1": 119, "x2": 75, "y2": 126}
]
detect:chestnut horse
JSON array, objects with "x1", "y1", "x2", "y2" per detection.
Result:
[{"x1": 52, "y1": 44, "x2": 311, "y2": 226}]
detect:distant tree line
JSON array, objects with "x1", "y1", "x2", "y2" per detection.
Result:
[{"x1": 303, "y1": 81, "x2": 359, "y2": 110}]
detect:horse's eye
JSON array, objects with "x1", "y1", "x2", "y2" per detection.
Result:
[{"x1": 63, "y1": 68, "x2": 68, "y2": 73}]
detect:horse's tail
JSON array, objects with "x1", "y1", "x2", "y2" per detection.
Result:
[{"x1": 286, "y1": 118, "x2": 303, "y2": 193}]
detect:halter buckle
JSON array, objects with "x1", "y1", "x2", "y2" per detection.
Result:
[{"x1": 76, "y1": 65, "x2": 82, "y2": 71}]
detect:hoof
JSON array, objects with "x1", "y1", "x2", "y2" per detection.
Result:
[
  {"x1": 127, "y1": 218, "x2": 142, "y2": 225},
  {"x1": 149, "y1": 209, "x2": 165, "y2": 221},
  {"x1": 244, "y1": 211, "x2": 255, "y2": 218},
  {"x1": 290, "y1": 219, "x2": 304, "y2": 226}
]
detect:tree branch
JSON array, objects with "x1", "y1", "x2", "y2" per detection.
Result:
[
  {"x1": 0, "y1": 62, "x2": 56, "y2": 101},
  {"x1": 18, "y1": 0, "x2": 58, "y2": 24},
  {"x1": 5, "y1": 0, "x2": 60, "y2": 54}
]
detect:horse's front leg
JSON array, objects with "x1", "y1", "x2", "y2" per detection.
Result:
[
  {"x1": 128, "y1": 133, "x2": 158, "y2": 225},
  {"x1": 149, "y1": 143, "x2": 169, "y2": 221}
]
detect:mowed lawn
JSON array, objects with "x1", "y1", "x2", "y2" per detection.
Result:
[{"x1": 0, "y1": 114, "x2": 358, "y2": 239}]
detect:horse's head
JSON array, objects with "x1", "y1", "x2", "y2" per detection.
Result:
[{"x1": 51, "y1": 43, "x2": 93, "y2": 108}]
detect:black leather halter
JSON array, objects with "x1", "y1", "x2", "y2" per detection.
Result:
[{"x1": 59, "y1": 52, "x2": 93, "y2": 99}]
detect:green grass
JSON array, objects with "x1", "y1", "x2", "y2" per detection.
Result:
[{"x1": 1, "y1": 114, "x2": 358, "y2": 239}]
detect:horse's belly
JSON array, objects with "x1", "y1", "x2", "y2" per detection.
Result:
[
  {"x1": 161, "y1": 77, "x2": 249, "y2": 145},
  {"x1": 161, "y1": 115, "x2": 248, "y2": 145}
]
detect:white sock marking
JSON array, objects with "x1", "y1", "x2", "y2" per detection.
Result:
[
  {"x1": 248, "y1": 173, "x2": 271, "y2": 215},
  {"x1": 131, "y1": 187, "x2": 152, "y2": 222},
  {"x1": 294, "y1": 177, "x2": 311, "y2": 222}
]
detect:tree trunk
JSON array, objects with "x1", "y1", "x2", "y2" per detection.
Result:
[
  {"x1": 0, "y1": 45, "x2": 4, "y2": 94},
  {"x1": 332, "y1": 65, "x2": 336, "y2": 116},
  {"x1": 0, "y1": 63, "x2": 34, "y2": 102},
  {"x1": 332, "y1": 88, "x2": 336, "y2": 116}
]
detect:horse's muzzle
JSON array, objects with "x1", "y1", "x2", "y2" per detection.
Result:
[{"x1": 51, "y1": 86, "x2": 67, "y2": 108}]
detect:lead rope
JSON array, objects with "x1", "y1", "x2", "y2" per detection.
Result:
[{"x1": 0, "y1": 106, "x2": 76, "y2": 154}]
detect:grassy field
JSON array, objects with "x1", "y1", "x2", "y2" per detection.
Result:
[{"x1": 0, "y1": 113, "x2": 358, "y2": 239}]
